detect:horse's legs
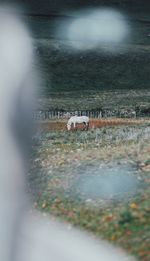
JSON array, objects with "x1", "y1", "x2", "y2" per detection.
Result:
[
  {"x1": 82, "y1": 122, "x2": 86, "y2": 131},
  {"x1": 73, "y1": 122, "x2": 77, "y2": 131},
  {"x1": 86, "y1": 122, "x2": 89, "y2": 130},
  {"x1": 82, "y1": 122, "x2": 89, "y2": 131}
]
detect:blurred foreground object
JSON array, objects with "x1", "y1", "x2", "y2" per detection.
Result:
[
  {"x1": 0, "y1": 6, "x2": 135, "y2": 261},
  {"x1": 57, "y1": 8, "x2": 130, "y2": 51}
]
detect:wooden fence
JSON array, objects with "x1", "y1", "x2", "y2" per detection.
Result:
[
  {"x1": 33, "y1": 108, "x2": 150, "y2": 121},
  {"x1": 33, "y1": 110, "x2": 102, "y2": 120}
]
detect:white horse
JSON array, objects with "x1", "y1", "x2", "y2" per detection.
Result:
[{"x1": 67, "y1": 116, "x2": 89, "y2": 131}]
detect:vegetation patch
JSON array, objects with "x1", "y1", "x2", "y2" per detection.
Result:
[{"x1": 29, "y1": 121, "x2": 150, "y2": 261}]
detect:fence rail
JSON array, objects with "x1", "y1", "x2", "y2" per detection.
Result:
[
  {"x1": 33, "y1": 110, "x2": 105, "y2": 120},
  {"x1": 33, "y1": 109, "x2": 150, "y2": 121}
]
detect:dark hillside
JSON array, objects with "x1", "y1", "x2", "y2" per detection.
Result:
[
  {"x1": 36, "y1": 40, "x2": 150, "y2": 94},
  {"x1": 21, "y1": 0, "x2": 150, "y2": 109}
]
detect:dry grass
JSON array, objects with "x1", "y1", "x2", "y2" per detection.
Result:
[
  {"x1": 30, "y1": 121, "x2": 150, "y2": 261},
  {"x1": 38, "y1": 118, "x2": 150, "y2": 131}
]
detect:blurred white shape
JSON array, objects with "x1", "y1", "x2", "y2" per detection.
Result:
[
  {"x1": 68, "y1": 18, "x2": 99, "y2": 49},
  {"x1": 0, "y1": 6, "x2": 33, "y2": 261},
  {"x1": 0, "y1": 13, "x2": 32, "y2": 85},
  {"x1": 90, "y1": 10, "x2": 128, "y2": 43},
  {"x1": 0, "y1": 5, "x2": 135, "y2": 261},
  {"x1": 66, "y1": 9, "x2": 129, "y2": 50},
  {"x1": 16, "y1": 211, "x2": 136, "y2": 261}
]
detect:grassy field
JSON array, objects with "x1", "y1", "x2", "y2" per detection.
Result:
[
  {"x1": 28, "y1": 12, "x2": 150, "y2": 100},
  {"x1": 35, "y1": 39, "x2": 150, "y2": 95},
  {"x1": 29, "y1": 119, "x2": 150, "y2": 261},
  {"x1": 37, "y1": 89, "x2": 150, "y2": 111},
  {"x1": 27, "y1": 8, "x2": 150, "y2": 260},
  {"x1": 34, "y1": 36, "x2": 150, "y2": 112}
]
